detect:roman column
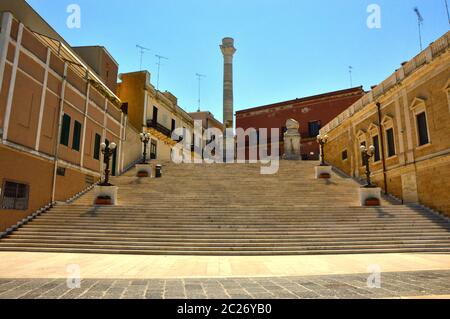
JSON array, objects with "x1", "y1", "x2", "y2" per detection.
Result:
[
  {"x1": 220, "y1": 37, "x2": 236, "y2": 130},
  {"x1": 220, "y1": 37, "x2": 236, "y2": 162}
]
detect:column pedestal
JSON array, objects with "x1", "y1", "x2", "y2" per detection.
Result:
[
  {"x1": 93, "y1": 185, "x2": 118, "y2": 206},
  {"x1": 315, "y1": 166, "x2": 332, "y2": 179},
  {"x1": 359, "y1": 187, "x2": 381, "y2": 206},
  {"x1": 136, "y1": 164, "x2": 153, "y2": 178}
]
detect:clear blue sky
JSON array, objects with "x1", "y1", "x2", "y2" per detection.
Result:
[{"x1": 27, "y1": 0, "x2": 449, "y2": 122}]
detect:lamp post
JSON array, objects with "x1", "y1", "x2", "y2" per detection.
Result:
[
  {"x1": 100, "y1": 142, "x2": 116, "y2": 186},
  {"x1": 140, "y1": 132, "x2": 151, "y2": 164},
  {"x1": 316, "y1": 134, "x2": 329, "y2": 166},
  {"x1": 360, "y1": 145, "x2": 376, "y2": 188}
]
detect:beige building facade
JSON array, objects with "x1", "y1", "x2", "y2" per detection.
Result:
[
  {"x1": 117, "y1": 71, "x2": 194, "y2": 161},
  {"x1": 320, "y1": 31, "x2": 450, "y2": 216},
  {"x1": 0, "y1": 3, "x2": 141, "y2": 232}
]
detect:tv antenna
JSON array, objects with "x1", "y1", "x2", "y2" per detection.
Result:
[
  {"x1": 196, "y1": 73, "x2": 206, "y2": 112},
  {"x1": 155, "y1": 54, "x2": 168, "y2": 90},
  {"x1": 413, "y1": 7, "x2": 424, "y2": 51},
  {"x1": 136, "y1": 45, "x2": 151, "y2": 70},
  {"x1": 348, "y1": 66, "x2": 353, "y2": 88},
  {"x1": 445, "y1": 0, "x2": 450, "y2": 25}
]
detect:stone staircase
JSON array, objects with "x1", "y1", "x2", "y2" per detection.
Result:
[{"x1": 0, "y1": 161, "x2": 449, "y2": 255}]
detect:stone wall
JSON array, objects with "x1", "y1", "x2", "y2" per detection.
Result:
[
  {"x1": 121, "y1": 123, "x2": 142, "y2": 170},
  {"x1": 322, "y1": 32, "x2": 450, "y2": 216}
]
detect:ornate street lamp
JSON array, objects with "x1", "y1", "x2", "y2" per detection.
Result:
[
  {"x1": 360, "y1": 145, "x2": 376, "y2": 188},
  {"x1": 140, "y1": 132, "x2": 151, "y2": 164},
  {"x1": 316, "y1": 134, "x2": 329, "y2": 166},
  {"x1": 100, "y1": 142, "x2": 116, "y2": 186}
]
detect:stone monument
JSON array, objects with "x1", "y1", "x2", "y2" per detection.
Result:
[
  {"x1": 220, "y1": 37, "x2": 236, "y2": 131},
  {"x1": 283, "y1": 119, "x2": 301, "y2": 160},
  {"x1": 220, "y1": 37, "x2": 237, "y2": 162}
]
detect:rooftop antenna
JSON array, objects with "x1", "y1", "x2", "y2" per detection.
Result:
[
  {"x1": 196, "y1": 73, "x2": 206, "y2": 112},
  {"x1": 445, "y1": 0, "x2": 450, "y2": 25},
  {"x1": 155, "y1": 54, "x2": 168, "y2": 90},
  {"x1": 136, "y1": 45, "x2": 151, "y2": 70},
  {"x1": 413, "y1": 7, "x2": 424, "y2": 51},
  {"x1": 348, "y1": 66, "x2": 353, "y2": 88}
]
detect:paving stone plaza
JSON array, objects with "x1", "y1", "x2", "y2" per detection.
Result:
[
  {"x1": 1, "y1": 270, "x2": 450, "y2": 299},
  {"x1": 1, "y1": 1, "x2": 450, "y2": 303}
]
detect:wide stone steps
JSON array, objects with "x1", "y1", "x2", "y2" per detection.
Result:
[
  {"x1": 1, "y1": 246, "x2": 450, "y2": 256},
  {"x1": 1, "y1": 161, "x2": 449, "y2": 255},
  {"x1": 8, "y1": 233, "x2": 450, "y2": 241},
  {"x1": 24, "y1": 218, "x2": 449, "y2": 227},
  {"x1": 5, "y1": 239, "x2": 450, "y2": 252},
  {"x1": 16, "y1": 227, "x2": 450, "y2": 236},
  {"x1": 0, "y1": 243, "x2": 449, "y2": 256}
]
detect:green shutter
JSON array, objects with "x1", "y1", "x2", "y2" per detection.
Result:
[
  {"x1": 372, "y1": 135, "x2": 380, "y2": 162},
  {"x1": 386, "y1": 128, "x2": 396, "y2": 157},
  {"x1": 93, "y1": 133, "x2": 101, "y2": 160},
  {"x1": 60, "y1": 114, "x2": 71, "y2": 146},
  {"x1": 417, "y1": 112, "x2": 429, "y2": 146},
  {"x1": 72, "y1": 121, "x2": 82, "y2": 151}
]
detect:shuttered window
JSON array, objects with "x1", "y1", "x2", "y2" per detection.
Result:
[
  {"x1": 372, "y1": 135, "x2": 381, "y2": 162},
  {"x1": 93, "y1": 133, "x2": 101, "y2": 160},
  {"x1": 386, "y1": 128, "x2": 396, "y2": 157},
  {"x1": 416, "y1": 112, "x2": 429, "y2": 146},
  {"x1": 308, "y1": 121, "x2": 321, "y2": 138},
  {"x1": 360, "y1": 141, "x2": 366, "y2": 166},
  {"x1": 72, "y1": 120, "x2": 82, "y2": 151},
  {"x1": 60, "y1": 114, "x2": 71, "y2": 146},
  {"x1": 1, "y1": 181, "x2": 29, "y2": 210}
]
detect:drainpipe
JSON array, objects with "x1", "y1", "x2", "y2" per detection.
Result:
[{"x1": 376, "y1": 102, "x2": 388, "y2": 194}]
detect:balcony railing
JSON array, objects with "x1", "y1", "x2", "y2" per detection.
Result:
[{"x1": 146, "y1": 120, "x2": 172, "y2": 138}]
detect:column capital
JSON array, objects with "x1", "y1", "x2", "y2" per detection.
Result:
[{"x1": 220, "y1": 37, "x2": 236, "y2": 57}]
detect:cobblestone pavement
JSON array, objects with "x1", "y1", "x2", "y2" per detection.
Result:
[{"x1": 1, "y1": 270, "x2": 450, "y2": 299}]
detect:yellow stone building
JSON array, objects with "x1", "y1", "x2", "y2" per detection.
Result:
[
  {"x1": 320, "y1": 31, "x2": 450, "y2": 216},
  {"x1": 117, "y1": 71, "x2": 194, "y2": 161}
]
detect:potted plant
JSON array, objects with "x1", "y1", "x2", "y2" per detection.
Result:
[
  {"x1": 319, "y1": 173, "x2": 331, "y2": 179},
  {"x1": 365, "y1": 197, "x2": 380, "y2": 206},
  {"x1": 137, "y1": 170, "x2": 149, "y2": 178},
  {"x1": 95, "y1": 195, "x2": 112, "y2": 205}
]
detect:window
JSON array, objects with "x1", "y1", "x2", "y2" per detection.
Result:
[
  {"x1": 410, "y1": 97, "x2": 430, "y2": 147},
  {"x1": 360, "y1": 141, "x2": 366, "y2": 166},
  {"x1": 416, "y1": 112, "x2": 429, "y2": 146},
  {"x1": 72, "y1": 120, "x2": 82, "y2": 151},
  {"x1": 342, "y1": 150, "x2": 348, "y2": 161},
  {"x1": 57, "y1": 167, "x2": 66, "y2": 176},
  {"x1": 308, "y1": 121, "x2": 321, "y2": 138},
  {"x1": 386, "y1": 128, "x2": 396, "y2": 157},
  {"x1": 372, "y1": 135, "x2": 381, "y2": 162},
  {"x1": 171, "y1": 119, "x2": 176, "y2": 132},
  {"x1": 444, "y1": 79, "x2": 450, "y2": 114},
  {"x1": 381, "y1": 115, "x2": 396, "y2": 158},
  {"x1": 1, "y1": 181, "x2": 29, "y2": 210},
  {"x1": 152, "y1": 106, "x2": 158, "y2": 124},
  {"x1": 150, "y1": 139, "x2": 157, "y2": 159},
  {"x1": 60, "y1": 114, "x2": 71, "y2": 146},
  {"x1": 93, "y1": 133, "x2": 101, "y2": 160}
]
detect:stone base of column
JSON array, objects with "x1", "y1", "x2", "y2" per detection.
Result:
[
  {"x1": 315, "y1": 165, "x2": 332, "y2": 179},
  {"x1": 136, "y1": 164, "x2": 153, "y2": 178},
  {"x1": 93, "y1": 185, "x2": 119, "y2": 206},
  {"x1": 359, "y1": 187, "x2": 381, "y2": 206}
]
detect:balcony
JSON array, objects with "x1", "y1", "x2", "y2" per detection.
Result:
[{"x1": 146, "y1": 120, "x2": 172, "y2": 138}]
